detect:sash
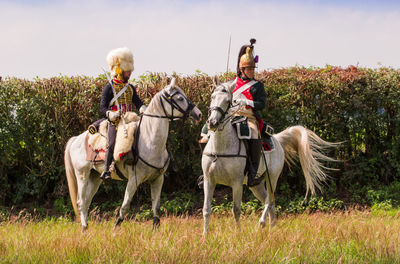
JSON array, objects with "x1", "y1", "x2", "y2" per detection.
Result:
[
  {"x1": 109, "y1": 84, "x2": 130, "y2": 107},
  {"x1": 232, "y1": 78, "x2": 257, "y2": 101}
]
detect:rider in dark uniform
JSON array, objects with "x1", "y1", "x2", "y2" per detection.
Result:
[{"x1": 100, "y1": 47, "x2": 147, "y2": 180}]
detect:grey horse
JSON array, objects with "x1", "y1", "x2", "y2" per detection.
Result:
[
  {"x1": 202, "y1": 81, "x2": 338, "y2": 235},
  {"x1": 65, "y1": 79, "x2": 202, "y2": 231}
]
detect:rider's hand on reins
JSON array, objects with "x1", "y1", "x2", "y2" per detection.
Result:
[{"x1": 106, "y1": 110, "x2": 121, "y2": 121}]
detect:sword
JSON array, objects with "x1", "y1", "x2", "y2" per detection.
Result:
[{"x1": 102, "y1": 67, "x2": 128, "y2": 138}]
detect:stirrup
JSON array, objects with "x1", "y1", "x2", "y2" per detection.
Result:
[
  {"x1": 247, "y1": 175, "x2": 263, "y2": 187},
  {"x1": 100, "y1": 170, "x2": 111, "y2": 181}
]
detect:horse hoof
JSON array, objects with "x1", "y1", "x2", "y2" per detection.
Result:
[
  {"x1": 152, "y1": 216, "x2": 160, "y2": 230},
  {"x1": 259, "y1": 221, "x2": 266, "y2": 229},
  {"x1": 81, "y1": 225, "x2": 88, "y2": 232},
  {"x1": 114, "y1": 216, "x2": 124, "y2": 230}
]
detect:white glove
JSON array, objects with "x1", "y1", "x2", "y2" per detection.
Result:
[
  {"x1": 106, "y1": 110, "x2": 121, "y2": 121},
  {"x1": 234, "y1": 98, "x2": 254, "y2": 107},
  {"x1": 234, "y1": 98, "x2": 246, "y2": 106},
  {"x1": 139, "y1": 105, "x2": 147, "y2": 114}
]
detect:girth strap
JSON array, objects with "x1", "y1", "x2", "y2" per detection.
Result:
[{"x1": 203, "y1": 139, "x2": 247, "y2": 160}]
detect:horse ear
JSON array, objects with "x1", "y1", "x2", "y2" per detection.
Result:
[{"x1": 170, "y1": 78, "x2": 176, "y2": 87}]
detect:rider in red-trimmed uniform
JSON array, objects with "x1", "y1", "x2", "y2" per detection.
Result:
[
  {"x1": 232, "y1": 39, "x2": 266, "y2": 187},
  {"x1": 199, "y1": 39, "x2": 266, "y2": 187},
  {"x1": 99, "y1": 47, "x2": 147, "y2": 180}
]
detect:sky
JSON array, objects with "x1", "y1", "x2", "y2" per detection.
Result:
[{"x1": 1, "y1": 0, "x2": 400, "y2": 79}]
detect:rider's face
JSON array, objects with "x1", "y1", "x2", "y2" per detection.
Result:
[
  {"x1": 241, "y1": 67, "x2": 255, "y2": 79},
  {"x1": 122, "y1": 71, "x2": 132, "y2": 83}
]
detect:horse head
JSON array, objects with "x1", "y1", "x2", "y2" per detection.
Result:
[
  {"x1": 151, "y1": 78, "x2": 202, "y2": 123},
  {"x1": 206, "y1": 83, "x2": 233, "y2": 131}
]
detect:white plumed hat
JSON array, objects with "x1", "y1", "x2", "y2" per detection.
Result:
[{"x1": 106, "y1": 47, "x2": 134, "y2": 77}]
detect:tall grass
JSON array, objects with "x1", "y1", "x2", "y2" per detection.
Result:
[{"x1": 1, "y1": 211, "x2": 399, "y2": 263}]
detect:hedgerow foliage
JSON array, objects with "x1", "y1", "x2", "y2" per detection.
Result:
[{"x1": 1, "y1": 66, "x2": 399, "y2": 208}]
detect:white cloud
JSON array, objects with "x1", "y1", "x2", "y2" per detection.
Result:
[{"x1": 1, "y1": 0, "x2": 400, "y2": 79}]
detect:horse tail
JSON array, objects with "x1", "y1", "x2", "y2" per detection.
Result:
[
  {"x1": 275, "y1": 125, "x2": 339, "y2": 198},
  {"x1": 64, "y1": 136, "x2": 80, "y2": 220}
]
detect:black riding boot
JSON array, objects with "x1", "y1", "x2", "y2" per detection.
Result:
[
  {"x1": 247, "y1": 139, "x2": 263, "y2": 187},
  {"x1": 100, "y1": 148, "x2": 113, "y2": 180},
  {"x1": 100, "y1": 123, "x2": 116, "y2": 181}
]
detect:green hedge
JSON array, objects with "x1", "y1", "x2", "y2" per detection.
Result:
[{"x1": 1, "y1": 67, "x2": 399, "y2": 208}]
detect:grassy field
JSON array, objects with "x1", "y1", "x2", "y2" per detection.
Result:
[{"x1": 1, "y1": 210, "x2": 400, "y2": 263}]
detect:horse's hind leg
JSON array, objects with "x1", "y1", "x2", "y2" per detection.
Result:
[
  {"x1": 202, "y1": 178, "x2": 216, "y2": 236},
  {"x1": 261, "y1": 173, "x2": 277, "y2": 227},
  {"x1": 76, "y1": 172, "x2": 90, "y2": 231},
  {"x1": 85, "y1": 173, "x2": 102, "y2": 213},
  {"x1": 232, "y1": 181, "x2": 243, "y2": 231},
  {"x1": 150, "y1": 174, "x2": 164, "y2": 230},
  {"x1": 249, "y1": 181, "x2": 268, "y2": 228}
]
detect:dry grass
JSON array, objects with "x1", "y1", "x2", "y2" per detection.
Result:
[{"x1": 1, "y1": 211, "x2": 400, "y2": 263}]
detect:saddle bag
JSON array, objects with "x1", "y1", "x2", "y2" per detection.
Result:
[
  {"x1": 262, "y1": 121, "x2": 274, "y2": 137},
  {"x1": 261, "y1": 121, "x2": 275, "y2": 151},
  {"x1": 231, "y1": 116, "x2": 251, "y2": 139}
]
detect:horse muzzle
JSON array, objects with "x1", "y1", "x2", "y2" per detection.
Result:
[
  {"x1": 206, "y1": 118, "x2": 219, "y2": 131},
  {"x1": 190, "y1": 106, "x2": 202, "y2": 124}
]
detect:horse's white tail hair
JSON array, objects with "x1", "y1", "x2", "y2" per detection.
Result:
[
  {"x1": 275, "y1": 125, "x2": 340, "y2": 198},
  {"x1": 64, "y1": 137, "x2": 79, "y2": 220}
]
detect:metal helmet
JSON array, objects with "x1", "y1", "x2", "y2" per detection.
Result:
[{"x1": 237, "y1": 38, "x2": 258, "y2": 74}]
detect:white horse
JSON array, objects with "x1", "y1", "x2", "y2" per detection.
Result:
[
  {"x1": 64, "y1": 79, "x2": 202, "y2": 231},
  {"x1": 202, "y1": 81, "x2": 338, "y2": 235}
]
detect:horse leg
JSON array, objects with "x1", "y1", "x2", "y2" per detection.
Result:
[
  {"x1": 84, "y1": 174, "x2": 102, "y2": 214},
  {"x1": 264, "y1": 172, "x2": 278, "y2": 227},
  {"x1": 249, "y1": 181, "x2": 268, "y2": 228},
  {"x1": 232, "y1": 181, "x2": 243, "y2": 231},
  {"x1": 76, "y1": 173, "x2": 90, "y2": 231},
  {"x1": 150, "y1": 174, "x2": 164, "y2": 230},
  {"x1": 202, "y1": 178, "x2": 216, "y2": 236},
  {"x1": 114, "y1": 174, "x2": 140, "y2": 229}
]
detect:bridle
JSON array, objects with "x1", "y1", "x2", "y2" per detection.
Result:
[
  {"x1": 143, "y1": 87, "x2": 195, "y2": 121},
  {"x1": 207, "y1": 91, "x2": 239, "y2": 131},
  {"x1": 204, "y1": 91, "x2": 246, "y2": 159},
  {"x1": 134, "y1": 86, "x2": 196, "y2": 171}
]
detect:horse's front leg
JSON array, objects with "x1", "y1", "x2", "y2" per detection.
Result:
[
  {"x1": 202, "y1": 177, "x2": 216, "y2": 237},
  {"x1": 232, "y1": 181, "x2": 243, "y2": 231},
  {"x1": 150, "y1": 174, "x2": 164, "y2": 230},
  {"x1": 114, "y1": 169, "x2": 141, "y2": 229}
]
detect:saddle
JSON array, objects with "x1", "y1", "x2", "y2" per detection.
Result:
[
  {"x1": 86, "y1": 112, "x2": 140, "y2": 163},
  {"x1": 231, "y1": 116, "x2": 275, "y2": 152}
]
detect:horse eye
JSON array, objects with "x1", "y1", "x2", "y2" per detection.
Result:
[
  {"x1": 177, "y1": 96, "x2": 184, "y2": 101},
  {"x1": 211, "y1": 94, "x2": 215, "y2": 99},
  {"x1": 222, "y1": 89, "x2": 227, "y2": 93}
]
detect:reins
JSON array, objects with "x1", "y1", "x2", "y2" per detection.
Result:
[
  {"x1": 142, "y1": 90, "x2": 195, "y2": 121},
  {"x1": 203, "y1": 101, "x2": 246, "y2": 159},
  {"x1": 134, "y1": 88, "x2": 194, "y2": 171}
]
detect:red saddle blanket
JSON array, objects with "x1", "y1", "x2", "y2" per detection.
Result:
[{"x1": 85, "y1": 133, "x2": 106, "y2": 162}]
